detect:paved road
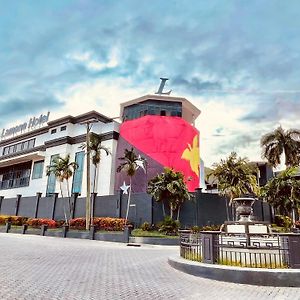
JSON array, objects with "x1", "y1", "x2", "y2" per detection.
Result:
[{"x1": 0, "y1": 233, "x2": 300, "y2": 300}]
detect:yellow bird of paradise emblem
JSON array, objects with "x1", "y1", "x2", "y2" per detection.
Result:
[{"x1": 181, "y1": 135, "x2": 200, "y2": 177}]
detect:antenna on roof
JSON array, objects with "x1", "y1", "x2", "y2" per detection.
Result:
[{"x1": 155, "y1": 78, "x2": 172, "y2": 95}]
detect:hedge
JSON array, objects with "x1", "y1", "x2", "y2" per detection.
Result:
[{"x1": 69, "y1": 217, "x2": 129, "y2": 231}]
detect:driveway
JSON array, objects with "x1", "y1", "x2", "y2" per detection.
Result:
[{"x1": 0, "y1": 233, "x2": 299, "y2": 299}]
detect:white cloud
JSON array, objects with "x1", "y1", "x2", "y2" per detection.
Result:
[
  {"x1": 66, "y1": 48, "x2": 119, "y2": 71},
  {"x1": 55, "y1": 78, "x2": 148, "y2": 120}
]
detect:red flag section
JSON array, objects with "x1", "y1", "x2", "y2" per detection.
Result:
[{"x1": 120, "y1": 115, "x2": 200, "y2": 191}]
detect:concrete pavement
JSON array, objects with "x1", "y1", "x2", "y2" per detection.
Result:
[{"x1": 0, "y1": 233, "x2": 299, "y2": 299}]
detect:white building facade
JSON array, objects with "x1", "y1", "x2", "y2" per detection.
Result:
[{"x1": 0, "y1": 111, "x2": 119, "y2": 198}]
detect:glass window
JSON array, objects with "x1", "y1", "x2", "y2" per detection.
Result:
[
  {"x1": 46, "y1": 155, "x2": 59, "y2": 196},
  {"x1": 22, "y1": 141, "x2": 29, "y2": 150},
  {"x1": 16, "y1": 143, "x2": 22, "y2": 152},
  {"x1": 28, "y1": 139, "x2": 35, "y2": 148},
  {"x1": 72, "y1": 151, "x2": 85, "y2": 194},
  {"x1": 0, "y1": 162, "x2": 31, "y2": 190},
  {"x1": 32, "y1": 160, "x2": 44, "y2": 179},
  {"x1": 60, "y1": 126, "x2": 67, "y2": 131},
  {"x1": 51, "y1": 129, "x2": 57, "y2": 134}
]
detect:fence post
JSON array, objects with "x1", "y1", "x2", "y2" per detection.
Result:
[
  {"x1": 0, "y1": 196, "x2": 3, "y2": 214},
  {"x1": 22, "y1": 224, "x2": 28, "y2": 234},
  {"x1": 201, "y1": 231, "x2": 219, "y2": 264},
  {"x1": 71, "y1": 192, "x2": 79, "y2": 219},
  {"x1": 41, "y1": 224, "x2": 48, "y2": 236},
  {"x1": 286, "y1": 234, "x2": 300, "y2": 268},
  {"x1": 15, "y1": 194, "x2": 21, "y2": 216},
  {"x1": 51, "y1": 193, "x2": 58, "y2": 220},
  {"x1": 123, "y1": 225, "x2": 132, "y2": 243},
  {"x1": 91, "y1": 192, "x2": 97, "y2": 222},
  {"x1": 89, "y1": 225, "x2": 95, "y2": 240},
  {"x1": 5, "y1": 222, "x2": 11, "y2": 233},
  {"x1": 62, "y1": 224, "x2": 68, "y2": 238},
  {"x1": 34, "y1": 192, "x2": 42, "y2": 218}
]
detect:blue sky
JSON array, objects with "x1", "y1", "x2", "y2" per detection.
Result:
[{"x1": 1, "y1": 0, "x2": 300, "y2": 166}]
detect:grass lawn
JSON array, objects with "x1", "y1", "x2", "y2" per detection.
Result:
[{"x1": 132, "y1": 229, "x2": 179, "y2": 239}]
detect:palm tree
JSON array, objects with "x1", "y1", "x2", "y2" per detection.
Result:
[
  {"x1": 117, "y1": 148, "x2": 146, "y2": 223},
  {"x1": 86, "y1": 133, "x2": 110, "y2": 225},
  {"x1": 262, "y1": 167, "x2": 300, "y2": 225},
  {"x1": 87, "y1": 132, "x2": 111, "y2": 194},
  {"x1": 261, "y1": 126, "x2": 300, "y2": 168},
  {"x1": 46, "y1": 154, "x2": 78, "y2": 224},
  {"x1": 207, "y1": 152, "x2": 259, "y2": 220},
  {"x1": 147, "y1": 167, "x2": 191, "y2": 220}
]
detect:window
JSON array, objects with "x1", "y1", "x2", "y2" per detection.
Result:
[
  {"x1": 72, "y1": 151, "x2": 85, "y2": 194},
  {"x1": 32, "y1": 161, "x2": 44, "y2": 179},
  {"x1": 51, "y1": 129, "x2": 57, "y2": 134},
  {"x1": 2, "y1": 139, "x2": 35, "y2": 156},
  {"x1": 46, "y1": 154, "x2": 59, "y2": 196},
  {"x1": 0, "y1": 162, "x2": 31, "y2": 190},
  {"x1": 60, "y1": 126, "x2": 67, "y2": 131}
]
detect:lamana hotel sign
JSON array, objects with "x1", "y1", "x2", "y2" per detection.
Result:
[{"x1": 1, "y1": 112, "x2": 50, "y2": 140}]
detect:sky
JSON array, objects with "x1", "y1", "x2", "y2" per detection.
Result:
[{"x1": 1, "y1": 0, "x2": 300, "y2": 167}]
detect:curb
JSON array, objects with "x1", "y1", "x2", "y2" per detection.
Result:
[{"x1": 168, "y1": 255, "x2": 300, "y2": 287}]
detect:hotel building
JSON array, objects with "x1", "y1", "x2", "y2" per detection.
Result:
[{"x1": 0, "y1": 93, "x2": 201, "y2": 199}]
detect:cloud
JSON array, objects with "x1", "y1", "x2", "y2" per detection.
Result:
[
  {"x1": 0, "y1": 96, "x2": 63, "y2": 127},
  {"x1": 1, "y1": 0, "x2": 300, "y2": 168}
]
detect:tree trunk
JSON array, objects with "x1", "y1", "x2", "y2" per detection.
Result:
[
  {"x1": 170, "y1": 205, "x2": 173, "y2": 219},
  {"x1": 66, "y1": 179, "x2": 72, "y2": 221},
  {"x1": 177, "y1": 205, "x2": 181, "y2": 221},
  {"x1": 92, "y1": 164, "x2": 97, "y2": 194},
  {"x1": 91, "y1": 164, "x2": 98, "y2": 226},
  {"x1": 162, "y1": 201, "x2": 166, "y2": 217},
  {"x1": 59, "y1": 181, "x2": 68, "y2": 225},
  {"x1": 225, "y1": 198, "x2": 230, "y2": 221},
  {"x1": 125, "y1": 177, "x2": 132, "y2": 223}
]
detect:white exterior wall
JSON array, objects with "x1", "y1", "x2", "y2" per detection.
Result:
[{"x1": 0, "y1": 115, "x2": 119, "y2": 198}]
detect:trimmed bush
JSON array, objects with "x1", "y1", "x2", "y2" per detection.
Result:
[
  {"x1": 26, "y1": 218, "x2": 57, "y2": 228},
  {"x1": 141, "y1": 222, "x2": 151, "y2": 231},
  {"x1": 69, "y1": 217, "x2": 129, "y2": 231},
  {"x1": 157, "y1": 216, "x2": 180, "y2": 235},
  {"x1": 274, "y1": 215, "x2": 292, "y2": 228},
  {"x1": 0, "y1": 215, "x2": 28, "y2": 226}
]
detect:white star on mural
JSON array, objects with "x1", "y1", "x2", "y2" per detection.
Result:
[
  {"x1": 135, "y1": 155, "x2": 146, "y2": 173},
  {"x1": 120, "y1": 181, "x2": 130, "y2": 194}
]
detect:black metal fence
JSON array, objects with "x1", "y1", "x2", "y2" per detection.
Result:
[{"x1": 179, "y1": 230, "x2": 300, "y2": 269}]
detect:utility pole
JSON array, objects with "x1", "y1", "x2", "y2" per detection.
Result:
[{"x1": 80, "y1": 118, "x2": 98, "y2": 230}]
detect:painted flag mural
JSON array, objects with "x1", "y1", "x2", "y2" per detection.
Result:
[{"x1": 115, "y1": 115, "x2": 200, "y2": 192}]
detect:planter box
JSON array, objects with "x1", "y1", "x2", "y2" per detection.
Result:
[
  {"x1": 95, "y1": 232, "x2": 124, "y2": 243},
  {"x1": 129, "y1": 236, "x2": 179, "y2": 246}
]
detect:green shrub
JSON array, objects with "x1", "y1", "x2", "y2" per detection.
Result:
[
  {"x1": 274, "y1": 215, "x2": 292, "y2": 228},
  {"x1": 157, "y1": 216, "x2": 180, "y2": 235},
  {"x1": 201, "y1": 224, "x2": 221, "y2": 231},
  {"x1": 141, "y1": 222, "x2": 151, "y2": 231},
  {"x1": 295, "y1": 220, "x2": 300, "y2": 229},
  {"x1": 191, "y1": 225, "x2": 201, "y2": 233}
]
